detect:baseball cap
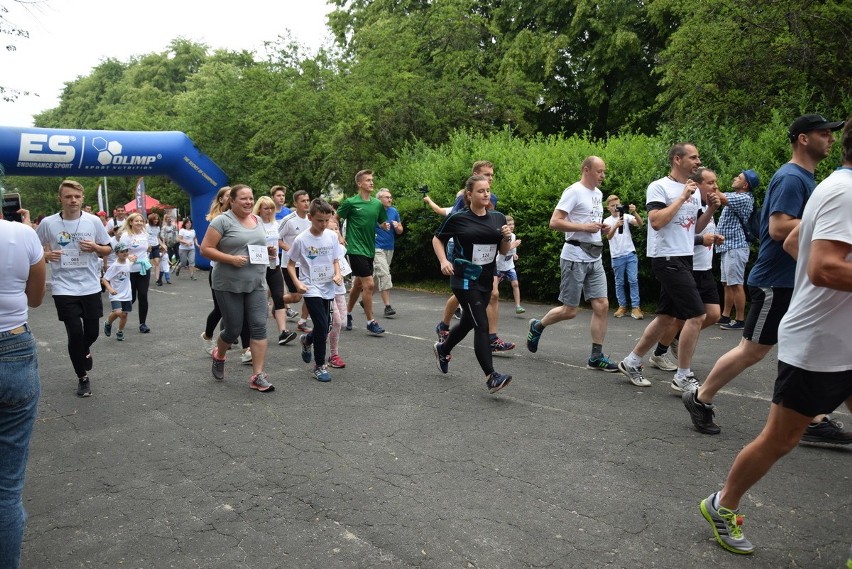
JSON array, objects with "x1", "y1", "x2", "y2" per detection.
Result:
[
  {"x1": 114, "y1": 242, "x2": 130, "y2": 253},
  {"x1": 741, "y1": 169, "x2": 760, "y2": 190},
  {"x1": 788, "y1": 114, "x2": 845, "y2": 142}
]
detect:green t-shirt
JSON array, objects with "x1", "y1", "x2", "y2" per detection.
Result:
[{"x1": 337, "y1": 194, "x2": 387, "y2": 258}]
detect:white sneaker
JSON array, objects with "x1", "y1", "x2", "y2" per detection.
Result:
[
  {"x1": 671, "y1": 373, "x2": 699, "y2": 393},
  {"x1": 200, "y1": 332, "x2": 215, "y2": 355},
  {"x1": 649, "y1": 352, "x2": 677, "y2": 371},
  {"x1": 241, "y1": 349, "x2": 253, "y2": 364},
  {"x1": 618, "y1": 360, "x2": 651, "y2": 387}
]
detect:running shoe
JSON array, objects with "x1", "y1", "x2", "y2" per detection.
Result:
[
  {"x1": 631, "y1": 307, "x2": 644, "y2": 320},
  {"x1": 241, "y1": 349, "x2": 253, "y2": 364},
  {"x1": 435, "y1": 322, "x2": 450, "y2": 343},
  {"x1": 249, "y1": 372, "x2": 275, "y2": 392},
  {"x1": 278, "y1": 330, "x2": 297, "y2": 346},
  {"x1": 587, "y1": 353, "x2": 618, "y2": 372},
  {"x1": 366, "y1": 320, "x2": 385, "y2": 335},
  {"x1": 200, "y1": 332, "x2": 215, "y2": 355},
  {"x1": 613, "y1": 306, "x2": 628, "y2": 318},
  {"x1": 297, "y1": 320, "x2": 312, "y2": 333},
  {"x1": 327, "y1": 354, "x2": 346, "y2": 368},
  {"x1": 103, "y1": 321, "x2": 112, "y2": 337},
  {"x1": 526, "y1": 319, "x2": 543, "y2": 353},
  {"x1": 515, "y1": 306, "x2": 526, "y2": 314},
  {"x1": 671, "y1": 373, "x2": 699, "y2": 393},
  {"x1": 116, "y1": 330, "x2": 124, "y2": 341},
  {"x1": 618, "y1": 360, "x2": 651, "y2": 387},
  {"x1": 345, "y1": 313, "x2": 353, "y2": 331},
  {"x1": 76, "y1": 377, "x2": 92, "y2": 397},
  {"x1": 300, "y1": 334, "x2": 312, "y2": 363},
  {"x1": 211, "y1": 348, "x2": 226, "y2": 380},
  {"x1": 313, "y1": 365, "x2": 332, "y2": 382},
  {"x1": 286, "y1": 308, "x2": 299, "y2": 320},
  {"x1": 717, "y1": 315, "x2": 731, "y2": 326},
  {"x1": 699, "y1": 492, "x2": 754, "y2": 555},
  {"x1": 486, "y1": 372, "x2": 512, "y2": 393},
  {"x1": 649, "y1": 352, "x2": 677, "y2": 371},
  {"x1": 490, "y1": 338, "x2": 515, "y2": 352},
  {"x1": 384, "y1": 305, "x2": 396, "y2": 317},
  {"x1": 800, "y1": 416, "x2": 852, "y2": 445},
  {"x1": 720, "y1": 320, "x2": 744, "y2": 330},
  {"x1": 682, "y1": 390, "x2": 721, "y2": 435},
  {"x1": 139, "y1": 323, "x2": 151, "y2": 333},
  {"x1": 433, "y1": 342, "x2": 451, "y2": 374}
]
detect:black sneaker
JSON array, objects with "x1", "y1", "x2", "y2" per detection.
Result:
[
  {"x1": 800, "y1": 416, "x2": 852, "y2": 445},
  {"x1": 76, "y1": 377, "x2": 92, "y2": 397},
  {"x1": 682, "y1": 391, "x2": 721, "y2": 434},
  {"x1": 486, "y1": 372, "x2": 512, "y2": 394},
  {"x1": 211, "y1": 348, "x2": 226, "y2": 381},
  {"x1": 433, "y1": 342, "x2": 451, "y2": 374},
  {"x1": 139, "y1": 323, "x2": 151, "y2": 333},
  {"x1": 278, "y1": 330, "x2": 297, "y2": 345},
  {"x1": 384, "y1": 305, "x2": 396, "y2": 317},
  {"x1": 717, "y1": 315, "x2": 731, "y2": 327}
]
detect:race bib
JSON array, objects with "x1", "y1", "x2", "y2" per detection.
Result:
[
  {"x1": 471, "y1": 243, "x2": 498, "y2": 265},
  {"x1": 60, "y1": 249, "x2": 86, "y2": 268},
  {"x1": 247, "y1": 244, "x2": 268, "y2": 265},
  {"x1": 311, "y1": 263, "x2": 334, "y2": 283},
  {"x1": 338, "y1": 256, "x2": 352, "y2": 277}
]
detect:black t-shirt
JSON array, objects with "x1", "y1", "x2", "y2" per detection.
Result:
[{"x1": 435, "y1": 208, "x2": 507, "y2": 291}]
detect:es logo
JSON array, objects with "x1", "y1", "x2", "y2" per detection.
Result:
[{"x1": 18, "y1": 134, "x2": 76, "y2": 163}]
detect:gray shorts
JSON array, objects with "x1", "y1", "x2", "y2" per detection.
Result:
[
  {"x1": 720, "y1": 248, "x2": 749, "y2": 285},
  {"x1": 558, "y1": 258, "x2": 607, "y2": 307}
]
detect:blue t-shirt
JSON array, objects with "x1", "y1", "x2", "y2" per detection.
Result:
[
  {"x1": 274, "y1": 206, "x2": 292, "y2": 221},
  {"x1": 375, "y1": 206, "x2": 400, "y2": 250},
  {"x1": 747, "y1": 163, "x2": 815, "y2": 288}
]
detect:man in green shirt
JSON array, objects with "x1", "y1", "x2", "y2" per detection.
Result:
[{"x1": 337, "y1": 170, "x2": 389, "y2": 335}]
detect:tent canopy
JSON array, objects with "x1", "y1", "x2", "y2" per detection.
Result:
[{"x1": 124, "y1": 195, "x2": 174, "y2": 212}]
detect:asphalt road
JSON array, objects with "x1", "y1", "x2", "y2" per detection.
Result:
[{"x1": 20, "y1": 275, "x2": 851, "y2": 568}]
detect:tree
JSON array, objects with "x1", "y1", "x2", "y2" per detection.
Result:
[{"x1": 0, "y1": 0, "x2": 37, "y2": 102}]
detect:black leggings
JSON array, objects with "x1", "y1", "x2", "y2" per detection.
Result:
[
  {"x1": 63, "y1": 317, "x2": 100, "y2": 378},
  {"x1": 130, "y1": 272, "x2": 150, "y2": 325},
  {"x1": 303, "y1": 297, "x2": 332, "y2": 366},
  {"x1": 266, "y1": 267, "x2": 286, "y2": 310},
  {"x1": 444, "y1": 287, "x2": 493, "y2": 376}
]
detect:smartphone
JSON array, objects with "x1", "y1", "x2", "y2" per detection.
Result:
[{"x1": 2, "y1": 192, "x2": 22, "y2": 223}]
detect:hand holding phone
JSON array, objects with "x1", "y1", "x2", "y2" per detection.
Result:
[{"x1": 2, "y1": 192, "x2": 22, "y2": 223}]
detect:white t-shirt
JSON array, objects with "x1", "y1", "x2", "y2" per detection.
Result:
[
  {"x1": 178, "y1": 228, "x2": 196, "y2": 251},
  {"x1": 646, "y1": 176, "x2": 701, "y2": 257},
  {"x1": 120, "y1": 231, "x2": 151, "y2": 274},
  {"x1": 103, "y1": 259, "x2": 133, "y2": 302},
  {"x1": 37, "y1": 211, "x2": 111, "y2": 296},
  {"x1": 603, "y1": 214, "x2": 637, "y2": 259},
  {"x1": 334, "y1": 245, "x2": 351, "y2": 296},
  {"x1": 496, "y1": 232, "x2": 517, "y2": 271},
  {"x1": 261, "y1": 220, "x2": 280, "y2": 268},
  {"x1": 146, "y1": 224, "x2": 160, "y2": 246},
  {"x1": 556, "y1": 181, "x2": 604, "y2": 262},
  {"x1": 106, "y1": 216, "x2": 126, "y2": 235},
  {"x1": 0, "y1": 220, "x2": 44, "y2": 331},
  {"x1": 288, "y1": 229, "x2": 342, "y2": 300},
  {"x1": 778, "y1": 168, "x2": 852, "y2": 372},
  {"x1": 693, "y1": 211, "x2": 715, "y2": 271},
  {"x1": 278, "y1": 211, "x2": 311, "y2": 266}
]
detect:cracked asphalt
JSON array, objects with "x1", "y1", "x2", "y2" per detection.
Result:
[{"x1": 21, "y1": 277, "x2": 850, "y2": 568}]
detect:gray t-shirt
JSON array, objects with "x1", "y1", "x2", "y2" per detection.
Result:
[{"x1": 209, "y1": 211, "x2": 267, "y2": 293}]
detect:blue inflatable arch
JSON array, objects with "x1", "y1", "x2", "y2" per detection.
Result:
[{"x1": 0, "y1": 126, "x2": 229, "y2": 269}]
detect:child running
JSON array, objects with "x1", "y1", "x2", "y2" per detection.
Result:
[
  {"x1": 495, "y1": 214, "x2": 525, "y2": 314},
  {"x1": 326, "y1": 217, "x2": 349, "y2": 369},
  {"x1": 101, "y1": 243, "x2": 133, "y2": 341},
  {"x1": 288, "y1": 199, "x2": 344, "y2": 382}
]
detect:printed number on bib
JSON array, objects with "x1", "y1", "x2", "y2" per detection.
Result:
[
  {"x1": 60, "y1": 249, "x2": 86, "y2": 268},
  {"x1": 471, "y1": 243, "x2": 498, "y2": 265},
  {"x1": 312, "y1": 263, "x2": 334, "y2": 283},
  {"x1": 247, "y1": 245, "x2": 268, "y2": 265}
]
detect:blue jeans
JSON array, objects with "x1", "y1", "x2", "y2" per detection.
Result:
[
  {"x1": 611, "y1": 253, "x2": 640, "y2": 308},
  {"x1": 0, "y1": 327, "x2": 40, "y2": 569}
]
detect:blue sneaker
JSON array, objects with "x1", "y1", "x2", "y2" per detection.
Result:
[
  {"x1": 300, "y1": 334, "x2": 312, "y2": 363},
  {"x1": 526, "y1": 319, "x2": 543, "y2": 353},
  {"x1": 435, "y1": 321, "x2": 450, "y2": 343},
  {"x1": 433, "y1": 342, "x2": 451, "y2": 374},
  {"x1": 345, "y1": 313, "x2": 353, "y2": 331},
  {"x1": 366, "y1": 320, "x2": 385, "y2": 335},
  {"x1": 103, "y1": 321, "x2": 112, "y2": 337},
  {"x1": 486, "y1": 372, "x2": 512, "y2": 393},
  {"x1": 313, "y1": 365, "x2": 332, "y2": 382},
  {"x1": 587, "y1": 353, "x2": 618, "y2": 372}
]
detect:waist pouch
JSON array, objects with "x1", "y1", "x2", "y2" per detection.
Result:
[
  {"x1": 453, "y1": 258, "x2": 483, "y2": 280},
  {"x1": 566, "y1": 239, "x2": 603, "y2": 258}
]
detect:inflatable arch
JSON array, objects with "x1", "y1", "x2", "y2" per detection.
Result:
[{"x1": 0, "y1": 126, "x2": 229, "y2": 269}]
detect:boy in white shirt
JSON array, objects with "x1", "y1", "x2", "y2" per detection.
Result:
[
  {"x1": 495, "y1": 215, "x2": 525, "y2": 314},
  {"x1": 101, "y1": 243, "x2": 133, "y2": 341}
]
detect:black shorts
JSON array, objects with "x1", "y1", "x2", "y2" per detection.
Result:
[
  {"x1": 693, "y1": 269, "x2": 720, "y2": 305},
  {"x1": 53, "y1": 292, "x2": 103, "y2": 322},
  {"x1": 652, "y1": 256, "x2": 704, "y2": 320},
  {"x1": 743, "y1": 286, "x2": 793, "y2": 345},
  {"x1": 349, "y1": 254, "x2": 375, "y2": 278},
  {"x1": 772, "y1": 361, "x2": 852, "y2": 417},
  {"x1": 150, "y1": 245, "x2": 161, "y2": 259},
  {"x1": 282, "y1": 266, "x2": 301, "y2": 294}
]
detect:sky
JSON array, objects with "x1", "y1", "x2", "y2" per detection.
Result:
[{"x1": 0, "y1": 0, "x2": 334, "y2": 127}]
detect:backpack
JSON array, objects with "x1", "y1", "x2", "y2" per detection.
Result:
[{"x1": 732, "y1": 197, "x2": 761, "y2": 244}]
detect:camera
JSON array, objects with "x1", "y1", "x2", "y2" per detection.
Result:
[
  {"x1": 418, "y1": 184, "x2": 429, "y2": 195},
  {"x1": 615, "y1": 204, "x2": 627, "y2": 233}
]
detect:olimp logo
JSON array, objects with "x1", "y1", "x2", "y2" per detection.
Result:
[{"x1": 92, "y1": 137, "x2": 160, "y2": 170}]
